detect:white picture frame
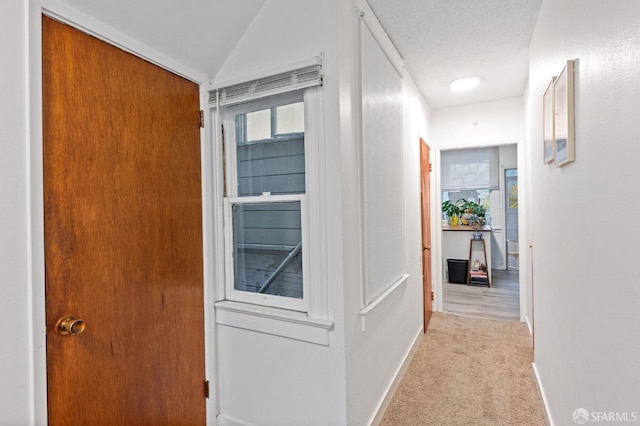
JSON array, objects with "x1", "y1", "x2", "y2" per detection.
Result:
[
  {"x1": 554, "y1": 60, "x2": 575, "y2": 167},
  {"x1": 543, "y1": 76, "x2": 556, "y2": 164}
]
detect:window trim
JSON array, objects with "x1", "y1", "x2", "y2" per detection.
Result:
[
  {"x1": 214, "y1": 300, "x2": 333, "y2": 345},
  {"x1": 209, "y1": 83, "x2": 329, "y2": 328}
]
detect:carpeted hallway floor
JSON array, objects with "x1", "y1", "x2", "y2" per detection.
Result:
[{"x1": 380, "y1": 313, "x2": 547, "y2": 425}]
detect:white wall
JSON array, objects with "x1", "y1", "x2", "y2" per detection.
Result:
[
  {"x1": 213, "y1": 1, "x2": 348, "y2": 425},
  {"x1": 2, "y1": 1, "x2": 430, "y2": 425},
  {"x1": 0, "y1": 2, "x2": 32, "y2": 424},
  {"x1": 214, "y1": 1, "x2": 432, "y2": 424},
  {"x1": 527, "y1": 0, "x2": 640, "y2": 423},
  {"x1": 339, "y1": 1, "x2": 431, "y2": 425},
  {"x1": 430, "y1": 97, "x2": 530, "y2": 322},
  {"x1": 430, "y1": 97, "x2": 524, "y2": 148},
  {"x1": 343, "y1": 75, "x2": 430, "y2": 426}
]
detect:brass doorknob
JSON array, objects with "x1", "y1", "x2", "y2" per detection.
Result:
[
  {"x1": 425, "y1": 246, "x2": 431, "y2": 251},
  {"x1": 56, "y1": 316, "x2": 86, "y2": 336}
]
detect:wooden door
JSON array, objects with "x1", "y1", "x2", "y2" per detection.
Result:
[
  {"x1": 420, "y1": 139, "x2": 433, "y2": 332},
  {"x1": 43, "y1": 16, "x2": 206, "y2": 425}
]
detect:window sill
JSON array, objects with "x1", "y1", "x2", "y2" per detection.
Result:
[{"x1": 214, "y1": 300, "x2": 334, "y2": 346}]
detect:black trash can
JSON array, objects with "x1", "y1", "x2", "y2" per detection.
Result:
[{"x1": 447, "y1": 259, "x2": 468, "y2": 284}]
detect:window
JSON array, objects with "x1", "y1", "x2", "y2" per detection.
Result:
[
  {"x1": 222, "y1": 91, "x2": 309, "y2": 311},
  {"x1": 209, "y1": 60, "x2": 330, "y2": 341},
  {"x1": 441, "y1": 147, "x2": 499, "y2": 224},
  {"x1": 442, "y1": 189, "x2": 491, "y2": 221}
]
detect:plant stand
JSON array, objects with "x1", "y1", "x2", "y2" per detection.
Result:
[{"x1": 468, "y1": 239, "x2": 490, "y2": 287}]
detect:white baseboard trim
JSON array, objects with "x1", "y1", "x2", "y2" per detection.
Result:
[
  {"x1": 532, "y1": 362, "x2": 554, "y2": 426},
  {"x1": 369, "y1": 326, "x2": 424, "y2": 426},
  {"x1": 217, "y1": 414, "x2": 253, "y2": 426},
  {"x1": 525, "y1": 314, "x2": 533, "y2": 337}
]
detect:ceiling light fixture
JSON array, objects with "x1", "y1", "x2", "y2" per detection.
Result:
[{"x1": 450, "y1": 77, "x2": 480, "y2": 92}]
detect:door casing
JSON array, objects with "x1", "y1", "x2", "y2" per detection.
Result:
[
  {"x1": 420, "y1": 138, "x2": 433, "y2": 331},
  {"x1": 432, "y1": 142, "x2": 528, "y2": 324}
]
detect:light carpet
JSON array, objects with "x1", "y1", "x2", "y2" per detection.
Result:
[{"x1": 380, "y1": 313, "x2": 547, "y2": 426}]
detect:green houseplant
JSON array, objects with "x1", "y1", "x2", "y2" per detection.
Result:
[
  {"x1": 442, "y1": 199, "x2": 464, "y2": 225},
  {"x1": 460, "y1": 200, "x2": 487, "y2": 225},
  {"x1": 461, "y1": 200, "x2": 486, "y2": 216}
]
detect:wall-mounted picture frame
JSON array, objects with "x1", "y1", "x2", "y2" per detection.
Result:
[
  {"x1": 554, "y1": 60, "x2": 575, "y2": 167},
  {"x1": 543, "y1": 76, "x2": 556, "y2": 164}
]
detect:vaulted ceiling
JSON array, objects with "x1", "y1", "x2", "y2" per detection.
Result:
[
  {"x1": 50, "y1": 0, "x2": 541, "y2": 109},
  {"x1": 50, "y1": 0, "x2": 265, "y2": 80}
]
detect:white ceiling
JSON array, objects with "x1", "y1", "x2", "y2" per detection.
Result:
[
  {"x1": 52, "y1": 0, "x2": 265, "y2": 80},
  {"x1": 52, "y1": 0, "x2": 540, "y2": 109},
  {"x1": 366, "y1": 0, "x2": 542, "y2": 109}
]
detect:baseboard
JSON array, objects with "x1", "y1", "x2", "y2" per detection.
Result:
[
  {"x1": 525, "y1": 314, "x2": 534, "y2": 348},
  {"x1": 525, "y1": 314, "x2": 533, "y2": 337},
  {"x1": 369, "y1": 326, "x2": 424, "y2": 426},
  {"x1": 217, "y1": 414, "x2": 253, "y2": 426},
  {"x1": 532, "y1": 362, "x2": 554, "y2": 426}
]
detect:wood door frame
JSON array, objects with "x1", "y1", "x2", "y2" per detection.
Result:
[
  {"x1": 28, "y1": 9, "x2": 216, "y2": 423},
  {"x1": 420, "y1": 138, "x2": 433, "y2": 332}
]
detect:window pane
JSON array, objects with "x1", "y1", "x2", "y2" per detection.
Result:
[
  {"x1": 245, "y1": 108, "x2": 271, "y2": 142},
  {"x1": 237, "y1": 105, "x2": 305, "y2": 196},
  {"x1": 232, "y1": 202, "x2": 303, "y2": 299},
  {"x1": 275, "y1": 102, "x2": 304, "y2": 135},
  {"x1": 236, "y1": 138, "x2": 305, "y2": 196}
]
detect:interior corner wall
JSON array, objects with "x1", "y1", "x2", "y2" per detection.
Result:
[
  {"x1": 0, "y1": 1, "x2": 33, "y2": 424},
  {"x1": 340, "y1": 1, "x2": 431, "y2": 425},
  {"x1": 212, "y1": 1, "x2": 348, "y2": 425},
  {"x1": 527, "y1": 0, "x2": 640, "y2": 423}
]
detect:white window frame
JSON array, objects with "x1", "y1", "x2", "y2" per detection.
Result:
[
  {"x1": 209, "y1": 66, "x2": 331, "y2": 343},
  {"x1": 218, "y1": 90, "x2": 317, "y2": 314},
  {"x1": 223, "y1": 195, "x2": 309, "y2": 311}
]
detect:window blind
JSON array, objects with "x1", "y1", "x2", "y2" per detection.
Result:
[
  {"x1": 441, "y1": 147, "x2": 499, "y2": 191},
  {"x1": 209, "y1": 62, "x2": 322, "y2": 107}
]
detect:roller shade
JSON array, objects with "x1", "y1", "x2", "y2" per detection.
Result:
[{"x1": 441, "y1": 147, "x2": 499, "y2": 191}]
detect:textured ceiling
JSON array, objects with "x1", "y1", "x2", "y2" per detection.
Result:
[
  {"x1": 52, "y1": 0, "x2": 540, "y2": 108},
  {"x1": 366, "y1": 0, "x2": 542, "y2": 109},
  {"x1": 53, "y1": 0, "x2": 265, "y2": 80}
]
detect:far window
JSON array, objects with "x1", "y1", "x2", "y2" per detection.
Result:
[
  {"x1": 441, "y1": 147, "x2": 499, "y2": 224},
  {"x1": 223, "y1": 92, "x2": 308, "y2": 311}
]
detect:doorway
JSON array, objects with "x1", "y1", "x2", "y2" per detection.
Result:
[
  {"x1": 43, "y1": 16, "x2": 207, "y2": 424},
  {"x1": 440, "y1": 144, "x2": 520, "y2": 321}
]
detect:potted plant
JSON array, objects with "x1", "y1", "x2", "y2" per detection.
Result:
[
  {"x1": 460, "y1": 200, "x2": 487, "y2": 225},
  {"x1": 460, "y1": 199, "x2": 474, "y2": 225},
  {"x1": 474, "y1": 202, "x2": 487, "y2": 217},
  {"x1": 469, "y1": 215, "x2": 487, "y2": 239},
  {"x1": 442, "y1": 199, "x2": 463, "y2": 226}
]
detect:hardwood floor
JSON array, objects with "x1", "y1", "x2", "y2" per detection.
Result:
[{"x1": 443, "y1": 269, "x2": 520, "y2": 321}]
